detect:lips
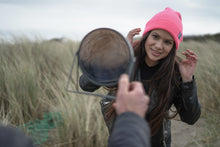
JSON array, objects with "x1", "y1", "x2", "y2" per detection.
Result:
[{"x1": 151, "y1": 48, "x2": 161, "y2": 57}]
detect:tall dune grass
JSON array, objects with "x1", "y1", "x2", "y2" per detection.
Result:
[
  {"x1": 0, "y1": 37, "x2": 109, "y2": 146},
  {"x1": 178, "y1": 40, "x2": 220, "y2": 145},
  {"x1": 0, "y1": 37, "x2": 219, "y2": 146},
  {"x1": 178, "y1": 40, "x2": 220, "y2": 114}
]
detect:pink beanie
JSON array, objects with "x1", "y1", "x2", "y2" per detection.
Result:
[{"x1": 143, "y1": 7, "x2": 183, "y2": 50}]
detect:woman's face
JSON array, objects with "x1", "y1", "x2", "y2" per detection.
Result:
[{"x1": 144, "y1": 29, "x2": 174, "y2": 66}]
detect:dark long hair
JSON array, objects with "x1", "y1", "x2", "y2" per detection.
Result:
[{"x1": 133, "y1": 32, "x2": 181, "y2": 135}]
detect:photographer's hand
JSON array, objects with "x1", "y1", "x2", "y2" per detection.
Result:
[{"x1": 113, "y1": 74, "x2": 149, "y2": 118}]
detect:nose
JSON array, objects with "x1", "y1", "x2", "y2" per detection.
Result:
[{"x1": 155, "y1": 40, "x2": 163, "y2": 50}]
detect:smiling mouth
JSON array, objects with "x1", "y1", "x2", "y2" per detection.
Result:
[{"x1": 151, "y1": 48, "x2": 161, "y2": 56}]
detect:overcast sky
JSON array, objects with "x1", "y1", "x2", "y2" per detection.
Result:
[{"x1": 0, "y1": 0, "x2": 219, "y2": 40}]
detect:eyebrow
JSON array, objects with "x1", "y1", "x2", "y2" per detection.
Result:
[
  {"x1": 151, "y1": 32, "x2": 158, "y2": 35},
  {"x1": 167, "y1": 39, "x2": 174, "y2": 42}
]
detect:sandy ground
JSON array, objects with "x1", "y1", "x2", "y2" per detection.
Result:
[{"x1": 171, "y1": 118, "x2": 210, "y2": 147}]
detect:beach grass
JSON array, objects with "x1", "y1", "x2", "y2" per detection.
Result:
[{"x1": 0, "y1": 36, "x2": 219, "y2": 146}]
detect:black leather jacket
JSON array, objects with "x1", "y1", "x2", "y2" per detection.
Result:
[
  {"x1": 135, "y1": 67, "x2": 201, "y2": 147},
  {"x1": 79, "y1": 72, "x2": 201, "y2": 147}
]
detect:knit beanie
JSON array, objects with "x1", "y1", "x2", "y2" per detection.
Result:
[{"x1": 143, "y1": 7, "x2": 183, "y2": 50}]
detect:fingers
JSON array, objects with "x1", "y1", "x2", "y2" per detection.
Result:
[
  {"x1": 112, "y1": 102, "x2": 116, "y2": 109},
  {"x1": 182, "y1": 49, "x2": 198, "y2": 62},
  {"x1": 127, "y1": 28, "x2": 141, "y2": 46},
  {"x1": 130, "y1": 82, "x2": 150, "y2": 107},
  {"x1": 182, "y1": 49, "x2": 197, "y2": 57},
  {"x1": 117, "y1": 74, "x2": 129, "y2": 95},
  {"x1": 115, "y1": 74, "x2": 150, "y2": 117},
  {"x1": 117, "y1": 74, "x2": 145, "y2": 95},
  {"x1": 118, "y1": 74, "x2": 146, "y2": 94},
  {"x1": 134, "y1": 28, "x2": 141, "y2": 32},
  {"x1": 130, "y1": 28, "x2": 141, "y2": 36},
  {"x1": 127, "y1": 28, "x2": 141, "y2": 38},
  {"x1": 129, "y1": 82, "x2": 144, "y2": 92}
]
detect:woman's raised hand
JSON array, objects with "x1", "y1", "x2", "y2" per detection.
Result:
[
  {"x1": 126, "y1": 28, "x2": 141, "y2": 46},
  {"x1": 178, "y1": 49, "x2": 198, "y2": 82}
]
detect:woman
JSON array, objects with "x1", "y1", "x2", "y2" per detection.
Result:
[{"x1": 80, "y1": 7, "x2": 201, "y2": 147}]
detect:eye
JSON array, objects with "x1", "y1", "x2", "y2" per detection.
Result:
[
  {"x1": 164, "y1": 40, "x2": 173, "y2": 45},
  {"x1": 152, "y1": 34, "x2": 159, "y2": 39}
]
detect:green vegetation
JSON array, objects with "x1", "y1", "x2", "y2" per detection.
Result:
[
  {"x1": 0, "y1": 35, "x2": 219, "y2": 146},
  {"x1": 184, "y1": 33, "x2": 220, "y2": 42}
]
